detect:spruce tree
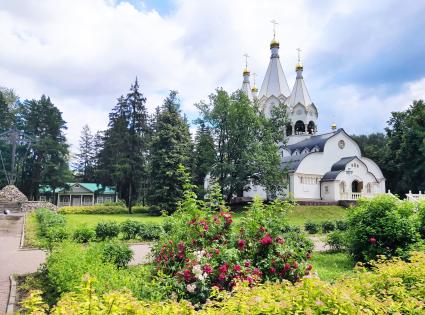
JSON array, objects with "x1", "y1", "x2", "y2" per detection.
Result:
[
  {"x1": 148, "y1": 91, "x2": 193, "y2": 213},
  {"x1": 74, "y1": 125, "x2": 95, "y2": 182}
]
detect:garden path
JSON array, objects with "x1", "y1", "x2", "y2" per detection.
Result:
[{"x1": 0, "y1": 214, "x2": 46, "y2": 314}]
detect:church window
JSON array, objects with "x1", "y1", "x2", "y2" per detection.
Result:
[
  {"x1": 294, "y1": 120, "x2": 305, "y2": 134},
  {"x1": 338, "y1": 140, "x2": 345, "y2": 149},
  {"x1": 340, "y1": 181, "x2": 346, "y2": 193},
  {"x1": 307, "y1": 121, "x2": 315, "y2": 134},
  {"x1": 286, "y1": 124, "x2": 293, "y2": 136},
  {"x1": 367, "y1": 183, "x2": 372, "y2": 193},
  {"x1": 324, "y1": 186, "x2": 329, "y2": 193}
]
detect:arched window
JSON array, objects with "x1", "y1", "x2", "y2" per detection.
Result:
[
  {"x1": 352, "y1": 180, "x2": 362, "y2": 193},
  {"x1": 307, "y1": 121, "x2": 315, "y2": 134},
  {"x1": 286, "y1": 124, "x2": 293, "y2": 136},
  {"x1": 294, "y1": 120, "x2": 305, "y2": 134}
]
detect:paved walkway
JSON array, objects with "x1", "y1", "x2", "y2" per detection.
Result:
[{"x1": 0, "y1": 214, "x2": 46, "y2": 314}]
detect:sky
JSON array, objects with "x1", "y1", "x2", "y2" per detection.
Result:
[{"x1": 1, "y1": 0, "x2": 425, "y2": 154}]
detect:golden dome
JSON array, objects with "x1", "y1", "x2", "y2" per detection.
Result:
[
  {"x1": 251, "y1": 85, "x2": 258, "y2": 92},
  {"x1": 243, "y1": 67, "x2": 250, "y2": 75},
  {"x1": 295, "y1": 63, "x2": 303, "y2": 71},
  {"x1": 331, "y1": 122, "x2": 337, "y2": 130},
  {"x1": 270, "y1": 38, "x2": 280, "y2": 49}
]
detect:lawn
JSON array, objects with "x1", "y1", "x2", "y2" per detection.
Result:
[{"x1": 310, "y1": 251, "x2": 355, "y2": 282}]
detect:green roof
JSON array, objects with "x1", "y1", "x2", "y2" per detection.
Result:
[{"x1": 39, "y1": 183, "x2": 116, "y2": 194}]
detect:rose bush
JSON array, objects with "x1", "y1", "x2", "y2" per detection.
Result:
[{"x1": 151, "y1": 183, "x2": 313, "y2": 304}]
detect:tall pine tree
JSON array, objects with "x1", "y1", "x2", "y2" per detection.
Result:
[
  {"x1": 96, "y1": 79, "x2": 150, "y2": 211},
  {"x1": 74, "y1": 125, "x2": 95, "y2": 182},
  {"x1": 148, "y1": 91, "x2": 193, "y2": 213}
]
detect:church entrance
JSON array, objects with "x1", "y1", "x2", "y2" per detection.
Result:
[
  {"x1": 307, "y1": 121, "x2": 315, "y2": 134},
  {"x1": 294, "y1": 120, "x2": 305, "y2": 134},
  {"x1": 351, "y1": 180, "x2": 362, "y2": 193}
]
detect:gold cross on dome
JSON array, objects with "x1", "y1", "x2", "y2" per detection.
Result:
[
  {"x1": 271, "y1": 19, "x2": 278, "y2": 38},
  {"x1": 297, "y1": 48, "x2": 302, "y2": 63},
  {"x1": 243, "y1": 53, "x2": 249, "y2": 68}
]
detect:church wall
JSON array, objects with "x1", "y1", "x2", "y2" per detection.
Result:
[
  {"x1": 292, "y1": 173, "x2": 321, "y2": 199},
  {"x1": 243, "y1": 183, "x2": 268, "y2": 199},
  {"x1": 361, "y1": 157, "x2": 385, "y2": 180},
  {"x1": 321, "y1": 181, "x2": 338, "y2": 200},
  {"x1": 296, "y1": 132, "x2": 362, "y2": 175}
]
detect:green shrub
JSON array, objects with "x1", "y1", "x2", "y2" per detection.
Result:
[
  {"x1": 132, "y1": 205, "x2": 150, "y2": 214},
  {"x1": 35, "y1": 208, "x2": 66, "y2": 237},
  {"x1": 148, "y1": 205, "x2": 162, "y2": 216},
  {"x1": 120, "y1": 220, "x2": 141, "y2": 240},
  {"x1": 346, "y1": 195, "x2": 420, "y2": 261},
  {"x1": 95, "y1": 221, "x2": 120, "y2": 240},
  {"x1": 418, "y1": 200, "x2": 425, "y2": 238},
  {"x1": 24, "y1": 252, "x2": 425, "y2": 314},
  {"x1": 138, "y1": 223, "x2": 162, "y2": 241},
  {"x1": 321, "y1": 220, "x2": 336, "y2": 233},
  {"x1": 100, "y1": 241, "x2": 133, "y2": 268},
  {"x1": 326, "y1": 231, "x2": 346, "y2": 251},
  {"x1": 73, "y1": 225, "x2": 96, "y2": 243},
  {"x1": 45, "y1": 226, "x2": 69, "y2": 246},
  {"x1": 335, "y1": 220, "x2": 348, "y2": 231},
  {"x1": 304, "y1": 221, "x2": 320, "y2": 234},
  {"x1": 58, "y1": 204, "x2": 127, "y2": 214}
]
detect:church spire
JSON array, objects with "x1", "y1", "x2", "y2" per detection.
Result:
[
  {"x1": 241, "y1": 53, "x2": 253, "y2": 100},
  {"x1": 286, "y1": 48, "x2": 313, "y2": 108},
  {"x1": 258, "y1": 20, "x2": 290, "y2": 101}
]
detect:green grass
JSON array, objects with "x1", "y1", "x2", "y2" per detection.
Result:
[
  {"x1": 310, "y1": 251, "x2": 355, "y2": 282},
  {"x1": 286, "y1": 205, "x2": 348, "y2": 226},
  {"x1": 24, "y1": 213, "x2": 43, "y2": 248},
  {"x1": 64, "y1": 213, "x2": 165, "y2": 233}
]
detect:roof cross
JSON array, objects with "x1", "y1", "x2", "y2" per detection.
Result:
[
  {"x1": 243, "y1": 53, "x2": 249, "y2": 68},
  {"x1": 297, "y1": 48, "x2": 302, "y2": 63},
  {"x1": 270, "y1": 19, "x2": 278, "y2": 39}
]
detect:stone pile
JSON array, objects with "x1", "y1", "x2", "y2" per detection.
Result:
[
  {"x1": 22, "y1": 201, "x2": 58, "y2": 212},
  {"x1": 0, "y1": 185, "x2": 28, "y2": 203}
]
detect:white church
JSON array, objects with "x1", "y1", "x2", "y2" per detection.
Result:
[{"x1": 238, "y1": 34, "x2": 386, "y2": 202}]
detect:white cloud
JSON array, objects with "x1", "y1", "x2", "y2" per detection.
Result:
[{"x1": 0, "y1": 0, "x2": 423, "y2": 152}]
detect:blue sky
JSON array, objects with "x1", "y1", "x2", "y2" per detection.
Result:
[{"x1": 0, "y1": 0, "x2": 424, "y2": 150}]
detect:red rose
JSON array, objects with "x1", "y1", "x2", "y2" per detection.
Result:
[
  {"x1": 183, "y1": 269, "x2": 191, "y2": 282},
  {"x1": 244, "y1": 260, "x2": 251, "y2": 267},
  {"x1": 260, "y1": 234, "x2": 273, "y2": 245},
  {"x1": 203, "y1": 264, "x2": 213, "y2": 274},
  {"x1": 237, "y1": 239, "x2": 246, "y2": 250},
  {"x1": 306, "y1": 264, "x2": 312, "y2": 271},
  {"x1": 270, "y1": 267, "x2": 276, "y2": 274},
  {"x1": 253, "y1": 267, "x2": 262, "y2": 276},
  {"x1": 283, "y1": 263, "x2": 291, "y2": 271},
  {"x1": 306, "y1": 252, "x2": 312, "y2": 259},
  {"x1": 246, "y1": 276, "x2": 253, "y2": 284},
  {"x1": 233, "y1": 264, "x2": 241, "y2": 272},
  {"x1": 369, "y1": 237, "x2": 377, "y2": 244},
  {"x1": 293, "y1": 261, "x2": 299, "y2": 269},
  {"x1": 218, "y1": 273, "x2": 226, "y2": 281},
  {"x1": 219, "y1": 263, "x2": 228, "y2": 273},
  {"x1": 214, "y1": 248, "x2": 220, "y2": 255},
  {"x1": 259, "y1": 226, "x2": 266, "y2": 232}
]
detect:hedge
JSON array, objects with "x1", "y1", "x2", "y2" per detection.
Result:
[{"x1": 58, "y1": 205, "x2": 128, "y2": 214}]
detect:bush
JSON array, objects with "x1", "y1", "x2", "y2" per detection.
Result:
[
  {"x1": 35, "y1": 208, "x2": 66, "y2": 237},
  {"x1": 73, "y1": 225, "x2": 96, "y2": 243},
  {"x1": 58, "y1": 204, "x2": 127, "y2": 214},
  {"x1": 148, "y1": 205, "x2": 162, "y2": 216},
  {"x1": 95, "y1": 221, "x2": 120, "y2": 240},
  {"x1": 24, "y1": 252, "x2": 425, "y2": 314},
  {"x1": 304, "y1": 221, "x2": 320, "y2": 234},
  {"x1": 100, "y1": 241, "x2": 134, "y2": 268},
  {"x1": 335, "y1": 220, "x2": 348, "y2": 231},
  {"x1": 346, "y1": 195, "x2": 420, "y2": 261},
  {"x1": 120, "y1": 220, "x2": 142, "y2": 240},
  {"x1": 138, "y1": 223, "x2": 162, "y2": 241},
  {"x1": 326, "y1": 231, "x2": 346, "y2": 251},
  {"x1": 321, "y1": 220, "x2": 336, "y2": 233},
  {"x1": 132, "y1": 205, "x2": 150, "y2": 214},
  {"x1": 45, "y1": 226, "x2": 69, "y2": 246}
]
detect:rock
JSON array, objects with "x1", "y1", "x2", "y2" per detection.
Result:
[
  {"x1": 0, "y1": 185, "x2": 28, "y2": 203},
  {"x1": 21, "y1": 201, "x2": 58, "y2": 212}
]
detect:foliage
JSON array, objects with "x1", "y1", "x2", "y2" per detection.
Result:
[
  {"x1": 137, "y1": 223, "x2": 162, "y2": 240},
  {"x1": 99, "y1": 240, "x2": 133, "y2": 268},
  {"x1": 321, "y1": 220, "x2": 336, "y2": 233},
  {"x1": 72, "y1": 225, "x2": 96, "y2": 243},
  {"x1": 148, "y1": 91, "x2": 193, "y2": 213},
  {"x1": 120, "y1": 219, "x2": 141, "y2": 240},
  {"x1": 95, "y1": 221, "x2": 120, "y2": 240},
  {"x1": 96, "y1": 79, "x2": 150, "y2": 211},
  {"x1": 151, "y1": 177, "x2": 313, "y2": 304},
  {"x1": 73, "y1": 124, "x2": 96, "y2": 182},
  {"x1": 304, "y1": 221, "x2": 320, "y2": 234},
  {"x1": 58, "y1": 204, "x2": 127, "y2": 214},
  {"x1": 335, "y1": 220, "x2": 348, "y2": 231},
  {"x1": 196, "y1": 89, "x2": 287, "y2": 201},
  {"x1": 418, "y1": 200, "x2": 425, "y2": 238},
  {"x1": 35, "y1": 208, "x2": 66, "y2": 238},
  {"x1": 346, "y1": 195, "x2": 420, "y2": 261},
  {"x1": 326, "y1": 231, "x2": 347, "y2": 251},
  {"x1": 132, "y1": 205, "x2": 150, "y2": 214},
  {"x1": 23, "y1": 252, "x2": 425, "y2": 314}
]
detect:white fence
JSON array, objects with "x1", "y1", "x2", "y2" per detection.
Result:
[{"x1": 406, "y1": 191, "x2": 425, "y2": 202}]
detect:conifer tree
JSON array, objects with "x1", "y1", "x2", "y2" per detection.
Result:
[
  {"x1": 148, "y1": 91, "x2": 193, "y2": 213},
  {"x1": 74, "y1": 125, "x2": 95, "y2": 182}
]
